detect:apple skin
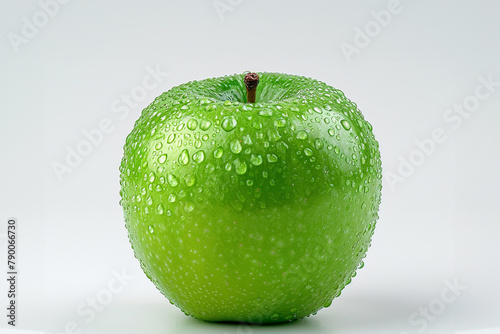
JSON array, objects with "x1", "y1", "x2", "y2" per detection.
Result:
[{"x1": 119, "y1": 72, "x2": 382, "y2": 323}]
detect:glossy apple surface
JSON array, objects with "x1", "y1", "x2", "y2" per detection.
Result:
[{"x1": 119, "y1": 72, "x2": 382, "y2": 323}]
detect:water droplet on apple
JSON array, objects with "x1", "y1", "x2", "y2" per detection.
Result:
[
  {"x1": 230, "y1": 139, "x2": 242, "y2": 154},
  {"x1": 246, "y1": 179, "x2": 253, "y2": 186},
  {"x1": 221, "y1": 115, "x2": 237, "y2": 131},
  {"x1": 304, "y1": 148, "x2": 313, "y2": 156},
  {"x1": 168, "y1": 193, "x2": 176, "y2": 202},
  {"x1": 314, "y1": 138, "x2": 324, "y2": 149},
  {"x1": 168, "y1": 174, "x2": 179, "y2": 187},
  {"x1": 167, "y1": 133, "x2": 176, "y2": 144},
  {"x1": 236, "y1": 192, "x2": 245, "y2": 203},
  {"x1": 252, "y1": 121, "x2": 262, "y2": 129},
  {"x1": 155, "y1": 142, "x2": 163, "y2": 150},
  {"x1": 205, "y1": 104, "x2": 217, "y2": 111},
  {"x1": 271, "y1": 314, "x2": 279, "y2": 321},
  {"x1": 187, "y1": 118, "x2": 198, "y2": 130},
  {"x1": 267, "y1": 154, "x2": 278, "y2": 163},
  {"x1": 341, "y1": 119, "x2": 351, "y2": 130},
  {"x1": 213, "y1": 147, "x2": 224, "y2": 158},
  {"x1": 199, "y1": 119, "x2": 212, "y2": 131},
  {"x1": 296, "y1": 131, "x2": 308, "y2": 140},
  {"x1": 193, "y1": 150, "x2": 205, "y2": 163},
  {"x1": 250, "y1": 154, "x2": 263, "y2": 166},
  {"x1": 313, "y1": 106, "x2": 322, "y2": 114},
  {"x1": 158, "y1": 154, "x2": 167, "y2": 164},
  {"x1": 258, "y1": 109, "x2": 273, "y2": 117},
  {"x1": 328, "y1": 128, "x2": 335, "y2": 136},
  {"x1": 148, "y1": 225, "x2": 154, "y2": 233},
  {"x1": 269, "y1": 129, "x2": 281, "y2": 142},
  {"x1": 234, "y1": 159, "x2": 247, "y2": 175},
  {"x1": 242, "y1": 135, "x2": 253, "y2": 146},
  {"x1": 323, "y1": 300, "x2": 332, "y2": 308},
  {"x1": 148, "y1": 172, "x2": 156, "y2": 182},
  {"x1": 184, "y1": 173, "x2": 196, "y2": 187},
  {"x1": 157, "y1": 204, "x2": 164, "y2": 214},
  {"x1": 179, "y1": 149, "x2": 190, "y2": 165},
  {"x1": 146, "y1": 196, "x2": 153, "y2": 206},
  {"x1": 184, "y1": 201, "x2": 194, "y2": 212},
  {"x1": 334, "y1": 146, "x2": 340, "y2": 154},
  {"x1": 274, "y1": 118, "x2": 286, "y2": 127}
]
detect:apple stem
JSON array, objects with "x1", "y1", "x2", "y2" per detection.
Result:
[{"x1": 244, "y1": 72, "x2": 259, "y2": 103}]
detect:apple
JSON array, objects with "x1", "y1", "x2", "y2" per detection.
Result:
[{"x1": 119, "y1": 72, "x2": 382, "y2": 324}]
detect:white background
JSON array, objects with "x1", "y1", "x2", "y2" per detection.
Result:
[{"x1": 1, "y1": 1, "x2": 499, "y2": 333}]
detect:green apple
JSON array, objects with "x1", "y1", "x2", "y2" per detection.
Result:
[{"x1": 119, "y1": 72, "x2": 382, "y2": 324}]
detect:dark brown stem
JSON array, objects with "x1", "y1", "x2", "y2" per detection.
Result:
[{"x1": 244, "y1": 72, "x2": 259, "y2": 103}]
